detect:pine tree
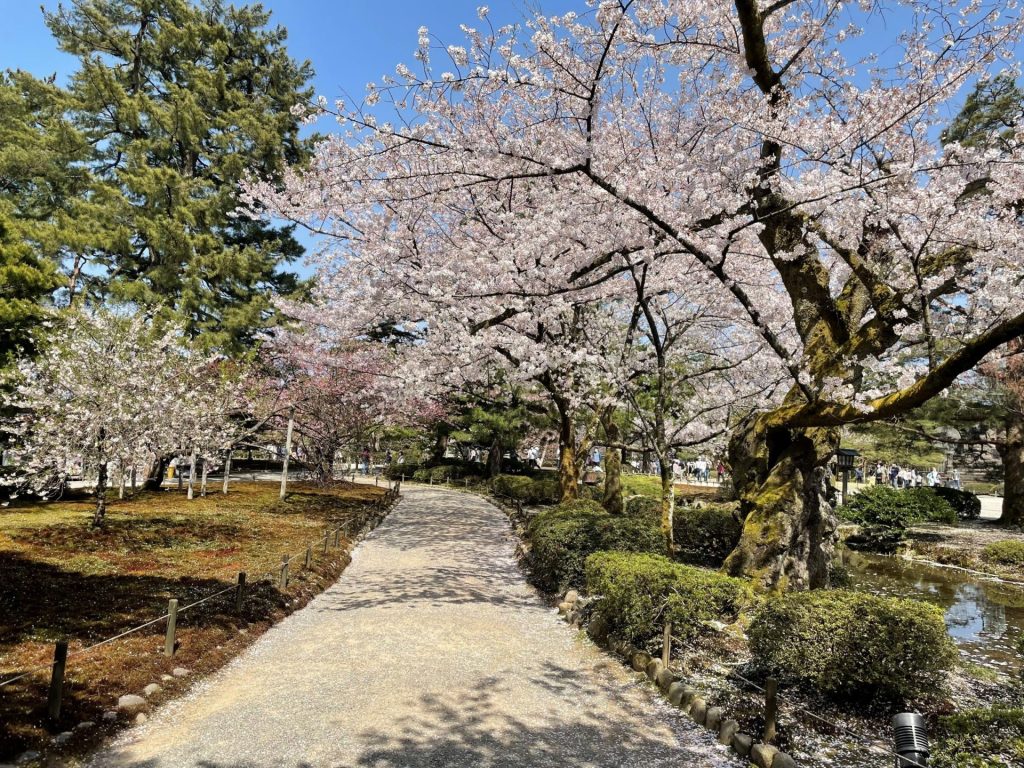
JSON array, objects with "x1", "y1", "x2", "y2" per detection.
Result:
[
  {"x1": 44, "y1": 0, "x2": 315, "y2": 353},
  {"x1": 942, "y1": 73, "x2": 1024, "y2": 150}
]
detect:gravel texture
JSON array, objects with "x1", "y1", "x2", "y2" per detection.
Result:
[{"x1": 87, "y1": 486, "x2": 739, "y2": 768}]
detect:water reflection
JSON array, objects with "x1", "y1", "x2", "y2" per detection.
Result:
[{"x1": 840, "y1": 548, "x2": 1023, "y2": 676}]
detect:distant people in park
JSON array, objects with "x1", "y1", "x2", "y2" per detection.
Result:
[
  {"x1": 950, "y1": 468, "x2": 962, "y2": 490},
  {"x1": 926, "y1": 467, "x2": 940, "y2": 487},
  {"x1": 361, "y1": 448, "x2": 371, "y2": 475},
  {"x1": 591, "y1": 447, "x2": 602, "y2": 467},
  {"x1": 716, "y1": 461, "x2": 726, "y2": 483},
  {"x1": 385, "y1": 450, "x2": 393, "y2": 465},
  {"x1": 527, "y1": 445, "x2": 541, "y2": 469}
]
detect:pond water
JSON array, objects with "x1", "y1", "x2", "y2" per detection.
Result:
[{"x1": 840, "y1": 548, "x2": 1024, "y2": 678}]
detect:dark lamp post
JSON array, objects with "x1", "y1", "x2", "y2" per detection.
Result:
[{"x1": 836, "y1": 447, "x2": 859, "y2": 505}]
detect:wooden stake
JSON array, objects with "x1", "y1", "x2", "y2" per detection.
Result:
[
  {"x1": 164, "y1": 599, "x2": 178, "y2": 657},
  {"x1": 764, "y1": 677, "x2": 778, "y2": 744},
  {"x1": 662, "y1": 622, "x2": 672, "y2": 667},
  {"x1": 47, "y1": 640, "x2": 69, "y2": 721},
  {"x1": 279, "y1": 555, "x2": 289, "y2": 588},
  {"x1": 235, "y1": 572, "x2": 246, "y2": 614}
]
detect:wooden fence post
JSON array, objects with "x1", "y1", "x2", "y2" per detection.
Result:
[
  {"x1": 47, "y1": 640, "x2": 69, "y2": 721},
  {"x1": 164, "y1": 598, "x2": 178, "y2": 657},
  {"x1": 280, "y1": 555, "x2": 289, "y2": 588},
  {"x1": 764, "y1": 677, "x2": 778, "y2": 744},
  {"x1": 304, "y1": 545, "x2": 312, "y2": 569},
  {"x1": 662, "y1": 622, "x2": 672, "y2": 667},
  {"x1": 235, "y1": 572, "x2": 246, "y2": 614},
  {"x1": 333, "y1": 528, "x2": 341, "y2": 547},
  {"x1": 323, "y1": 531, "x2": 329, "y2": 554}
]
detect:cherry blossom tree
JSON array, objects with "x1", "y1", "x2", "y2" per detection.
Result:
[
  {"x1": 248, "y1": 1, "x2": 1024, "y2": 589},
  {"x1": 2, "y1": 310, "x2": 233, "y2": 525}
]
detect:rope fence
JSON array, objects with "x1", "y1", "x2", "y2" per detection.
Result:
[
  {"x1": 0, "y1": 479, "x2": 401, "y2": 723},
  {"x1": 656, "y1": 620, "x2": 933, "y2": 768}
]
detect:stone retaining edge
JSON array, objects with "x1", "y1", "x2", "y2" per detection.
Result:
[{"x1": 557, "y1": 594, "x2": 798, "y2": 768}]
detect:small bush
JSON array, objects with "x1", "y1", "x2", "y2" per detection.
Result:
[
  {"x1": 585, "y1": 551, "x2": 751, "y2": 645},
  {"x1": 840, "y1": 486, "x2": 957, "y2": 552},
  {"x1": 931, "y1": 486, "x2": 982, "y2": 520},
  {"x1": 624, "y1": 495, "x2": 661, "y2": 521},
  {"x1": 491, "y1": 474, "x2": 560, "y2": 504},
  {"x1": 526, "y1": 501, "x2": 664, "y2": 593},
  {"x1": 673, "y1": 502, "x2": 742, "y2": 567},
  {"x1": 383, "y1": 462, "x2": 420, "y2": 480},
  {"x1": 749, "y1": 589, "x2": 956, "y2": 702},
  {"x1": 933, "y1": 705, "x2": 1024, "y2": 768},
  {"x1": 982, "y1": 540, "x2": 1024, "y2": 568}
]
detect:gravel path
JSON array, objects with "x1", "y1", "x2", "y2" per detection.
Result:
[{"x1": 87, "y1": 486, "x2": 739, "y2": 768}]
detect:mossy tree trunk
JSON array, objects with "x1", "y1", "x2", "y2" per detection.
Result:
[
  {"x1": 486, "y1": 436, "x2": 503, "y2": 478},
  {"x1": 600, "y1": 408, "x2": 623, "y2": 514},
  {"x1": 556, "y1": 397, "x2": 580, "y2": 502},
  {"x1": 999, "y1": 408, "x2": 1024, "y2": 526},
  {"x1": 724, "y1": 414, "x2": 840, "y2": 590},
  {"x1": 658, "y1": 456, "x2": 675, "y2": 554}
]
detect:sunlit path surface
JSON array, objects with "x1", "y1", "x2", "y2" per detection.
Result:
[{"x1": 87, "y1": 486, "x2": 738, "y2": 768}]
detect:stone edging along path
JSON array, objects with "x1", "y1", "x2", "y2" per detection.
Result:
[
  {"x1": 482, "y1": 490, "x2": 800, "y2": 768},
  {"x1": 555, "y1": 593, "x2": 798, "y2": 768}
]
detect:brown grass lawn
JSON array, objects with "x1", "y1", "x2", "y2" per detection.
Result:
[{"x1": 0, "y1": 480, "x2": 391, "y2": 761}]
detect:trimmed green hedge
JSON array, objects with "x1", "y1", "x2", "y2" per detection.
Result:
[
  {"x1": 933, "y1": 705, "x2": 1024, "y2": 768},
  {"x1": 585, "y1": 551, "x2": 751, "y2": 645},
  {"x1": 383, "y1": 462, "x2": 421, "y2": 480},
  {"x1": 840, "y1": 485, "x2": 958, "y2": 552},
  {"x1": 749, "y1": 589, "x2": 957, "y2": 702},
  {"x1": 982, "y1": 540, "x2": 1024, "y2": 568},
  {"x1": 931, "y1": 486, "x2": 982, "y2": 520},
  {"x1": 674, "y1": 503, "x2": 743, "y2": 567},
  {"x1": 525, "y1": 500, "x2": 664, "y2": 593},
  {"x1": 491, "y1": 473, "x2": 560, "y2": 504}
]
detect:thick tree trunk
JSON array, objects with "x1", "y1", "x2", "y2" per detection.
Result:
[
  {"x1": 659, "y1": 456, "x2": 675, "y2": 553},
  {"x1": 999, "y1": 409, "x2": 1024, "y2": 526},
  {"x1": 144, "y1": 455, "x2": 168, "y2": 491},
  {"x1": 222, "y1": 450, "x2": 232, "y2": 494},
  {"x1": 314, "y1": 443, "x2": 337, "y2": 485},
  {"x1": 92, "y1": 461, "x2": 108, "y2": 527},
  {"x1": 556, "y1": 399, "x2": 580, "y2": 502},
  {"x1": 723, "y1": 415, "x2": 840, "y2": 591},
  {"x1": 187, "y1": 447, "x2": 197, "y2": 500},
  {"x1": 487, "y1": 437, "x2": 503, "y2": 478},
  {"x1": 601, "y1": 414, "x2": 624, "y2": 514},
  {"x1": 430, "y1": 429, "x2": 449, "y2": 465},
  {"x1": 200, "y1": 459, "x2": 209, "y2": 497}
]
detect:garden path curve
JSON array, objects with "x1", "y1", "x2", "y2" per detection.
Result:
[{"x1": 87, "y1": 485, "x2": 739, "y2": 768}]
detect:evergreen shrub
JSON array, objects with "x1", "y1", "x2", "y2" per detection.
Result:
[
  {"x1": 933, "y1": 705, "x2": 1024, "y2": 768},
  {"x1": 748, "y1": 589, "x2": 956, "y2": 701},
  {"x1": 491, "y1": 473, "x2": 560, "y2": 504},
  {"x1": 584, "y1": 551, "x2": 751, "y2": 644},
  {"x1": 982, "y1": 540, "x2": 1024, "y2": 568},
  {"x1": 525, "y1": 501, "x2": 664, "y2": 592},
  {"x1": 673, "y1": 502, "x2": 743, "y2": 566}
]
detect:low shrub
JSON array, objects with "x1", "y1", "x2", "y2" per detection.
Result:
[
  {"x1": 933, "y1": 705, "x2": 1024, "y2": 768},
  {"x1": 526, "y1": 501, "x2": 664, "y2": 593},
  {"x1": 491, "y1": 473, "x2": 560, "y2": 504},
  {"x1": 383, "y1": 462, "x2": 420, "y2": 480},
  {"x1": 585, "y1": 551, "x2": 751, "y2": 645},
  {"x1": 931, "y1": 486, "x2": 982, "y2": 520},
  {"x1": 982, "y1": 540, "x2": 1024, "y2": 568},
  {"x1": 904, "y1": 487, "x2": 960, "y2": 524},
  {"x1": 673, "y1": 502, "x2": 742, "y2": 567},
  {"x1": 748, "y1": 589, "x2": 956, "y2": 702},
  {"x1": 624, "y1": 495, "x2": 660, "y2": 522},
  {"x1": 840, "y1": 485, "x2": 957, "y2": 552}
]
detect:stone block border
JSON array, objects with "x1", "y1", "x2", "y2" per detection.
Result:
[{"x1": 557, "y1": 592, "x2": 798, "y2": 768}]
